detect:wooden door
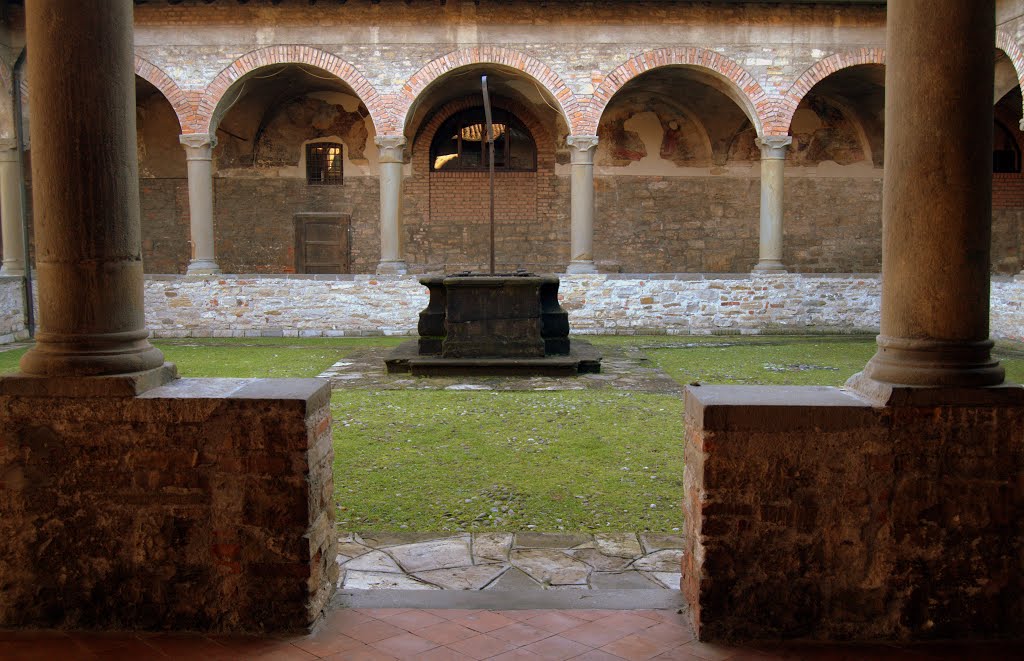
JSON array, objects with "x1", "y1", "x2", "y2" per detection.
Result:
[{"x1": 294, "y1": 213, "x2": 350, "y2": 274}]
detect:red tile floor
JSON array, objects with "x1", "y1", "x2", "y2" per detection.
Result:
[{"x1": 1, "y1": 608, "x2": 1021, "y2": 660}]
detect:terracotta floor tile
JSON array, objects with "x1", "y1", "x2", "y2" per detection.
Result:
[
  {"x1": 495, "y1": 610, "x2": 547, "y2": 622},
  {"x1": 489, "y1": 650, "x2": 542, "y2": 660},
  {"x1": 335, "y1": 619, "x2": 407, "y2": 645},
  {"x1": 416, "y1": 646, "x2": 478, "y2": 661},
  {"x1": 637, "y1": 622, "x2": 695, "y2": 647},
  {"x1": 522, "y1": 634, "x2": 592, "y2": 660},
  {"x1": 417, "y1": 621, "x2": 481, "y2": 646},
  {"x1": 292, "y1": 629, "x2": 366, "y2": 657},
  {"x1": 324, "y1": 609, "x2": 378, "y2": 629},
  {"x1": 446, "y1": 633, "x2": 519, "y2": 660},
  {"x1": 525, "y1": 612, "x2": 589, "y2": 634},
  {"x1": 321, "y1": 646, "x2": 398, "y2": 661},
  {"x1": 562, "y1": 610, "x2": 614, "y2": 622},
  {"x1": 569, "y1": 649, "x2": 627, "y2": 660},
  {"x1": 489, "y1": 622, "x2": 554, "y2": 646},
  {"x1": 601, "y1": 632, "x2": 676, "y2": 660},
  {"x1": 590, "y1": 612, "x2": 658, "y2": 634},
  {"x1": 370, "y1": 632, "x2": 439, "y2": 658},
  {"x1": 454, "y1": 611, "x2": 517, "y2": 634},
  {"x1": 356, "y1": 608, "x2": 411, "y2": 620},
  {"x1": 425, "y1": 609, "x2": 482, "y2": 621},
  {"x1": 0, "y1": 638, "x2": 100, "y2": 661},
  {"x1": 560, "y1": 620, "x2": 632, "y2": 648},
  {"x1": 143, "y1": 633, "x2": 234, "y2": 657},
  {"x1": 380, "y1": 609, "x2": 448, "y2": 632}
]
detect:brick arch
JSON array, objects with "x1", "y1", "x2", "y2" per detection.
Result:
[
  {"x1": 134, "y1": 55, "x2": 191, "y2": 133},
  {"x1": 397, "y1": 47, "x2": 577, "y2": 135},
  {"x1": 196, "y1": 46, "x2": 389, "y2": 136},
  {"x1": 777, "y1": 48, "x2": 886, "y2": 136},
  {"x1": 412, "y1": 94, "x2": 556, "y2": 165},
  {"x1": 996, "y1": 30, "x2": 1024, "y2": 118},
  {"x1": 585, "y1": 48, "x2": 768, "y2": 136}
]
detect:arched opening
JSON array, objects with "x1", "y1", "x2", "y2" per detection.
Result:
[
  {"x1": 210, "y1": 63, "x2": 379, "y2": 274},
  {"x1": 404, "y1": 65, "x2": 567, "y2": 273},
  {"x1": 592, "y1": 66, "x2": 758, "y2": 273},
  {"x1": 136, "y1": 75, "x2": 187, "y2": 274},
  {"x1": 785, "y1": 63, "x2": 885, "y2": 273},
  {"x1": 992, "y1": 76, "x2": 1024, "y2": 274}
]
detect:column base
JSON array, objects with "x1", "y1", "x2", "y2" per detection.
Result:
[
  {"x1": 376, "y1": 260, "x2": 408, "y2": 275},
  {"x1": 565, "y1": 260, "x2": 598, "y2": 274},
  {"x1": 752, "y1": 260, "x2": 787, "y2": 273},
  {"x1": 0, "y1": 362, "x2": 177, "y2": 397},
  {"x1": 18, "y1": 329, "x2": 167, "y2": 378},
  {"x1": 186, "y1": 259, "x2": 221, "y2": 275},
  {"x1": 0, "y1": 263, "x2": 26, "y2": 277},
  {"x1": 849, "y1": 335, "x2": 1005, "y2": 391}
]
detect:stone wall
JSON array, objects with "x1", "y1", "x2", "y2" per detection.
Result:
[
  {"x1": 0, "y1": 375, "x2": 336, "y2": 632},
  {"x1": 683, "y1": 385, "x2": 1024, "y2": 640},
  {"x1": 0, "y1": 276, "x2": 27, "y2": 344},
  {"x1": 3, "y1": 274, "x2": 1022, "y2": 344}
]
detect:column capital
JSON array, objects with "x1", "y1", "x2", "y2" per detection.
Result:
[
  {"x1": 755, "y1": 135, "x2": 792, "y2": 160},
  {"x1": 567, "y1": 135, "x2": 599, "y2": 164},
  {"x1": 179, "y1": 133, "x2": 217, "y2": 155},
  {"x1": 375, "y1": 135, "x2": 407, "y2": 163}
]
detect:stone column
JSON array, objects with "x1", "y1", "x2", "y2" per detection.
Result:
[
  {"x1": 375, "y1": 135, "x2": 408, "y2": 275},
  {"x1": 180, "y1": 133, "x2": 221, "y2": 274},
  {"x1": 852, "y1": 0, "x2": 1003, "y2": 390},
  {"x1": 566, "y1": 135, "x2": 599, "y2": 274},
  {"x1": 18, "y1": 0, "x2": 164, "y2": 377},
  {"x1": 0, "y1": 140, "x2": 25, "y2": 276},
  {"x1": 753, "y1": 136, "x2": 791, "y2": 273}
]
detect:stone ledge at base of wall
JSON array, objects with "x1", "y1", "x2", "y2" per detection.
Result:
[{"x1": 2, "y1": 274, "x2": 1022, "y2": 343}]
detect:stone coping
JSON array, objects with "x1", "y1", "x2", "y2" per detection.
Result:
[{"x1": 137, "y1": 272, "x2": 886, "y2": 282}]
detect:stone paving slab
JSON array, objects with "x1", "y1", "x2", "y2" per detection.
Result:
[
  {"x1": 318, "y1": 343, "x2": 683, "y2": 394},
  {"x1": 337, "y1": 532, "x2": 684, "y2": 591}
]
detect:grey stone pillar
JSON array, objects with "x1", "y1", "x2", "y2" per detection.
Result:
[
  {"x1": 566, "y1": 135, "x2": 599, "y2": 274},
  {"x1": 375, "y1": 135, "x2": 408, "y2": 275},
  {"x1": 0, "y1": 140, "x2": 25, "y2": 276},
  {"x1": 852, "y1": 0, "x2": 1003, "y2": 390},
  {"x1": 180, "y1": 133, "x2": 221, "y2": 274},
  {"x1": 753, "y1": 136, "x2": 791, "y2": 273},
  {"x1": 19, "y1": 0, "x2": 164, "y2": 377}
]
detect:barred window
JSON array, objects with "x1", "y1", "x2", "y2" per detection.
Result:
[
  {"x1": 306, "y1": 142, "x2": 343, "y2": 185},
  {"x1": 430, "y1": 107, "x2": 536, "y2": 172}
]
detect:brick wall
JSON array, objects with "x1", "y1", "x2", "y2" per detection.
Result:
[
  {"x1": 140, "y1": 178, "x2": 190, "y2": 274},
  {"x1": 684, "y1": 385, "x2": 1024, "y2": 640},
  {"x1": 212, "y1": 176, "x2": 380, "y2": 274},
  {"x1": 0, "y1": 376, "x2": 337, "y2": 632},
  {"x1": 405, "y1": 97, "x2": 567, "y2": 273}
]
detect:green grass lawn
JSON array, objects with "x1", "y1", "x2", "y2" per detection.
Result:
[
  {"x1": 4, "y1": 333, "x2": 1024, "y2": 533},
  {"x1": 331, "y1": 390, "x2": 683, "y2": 532}
]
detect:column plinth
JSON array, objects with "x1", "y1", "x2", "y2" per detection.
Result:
[
  {"x1": 753, "y1": 136, "x2": 791, "y2": 273},
  {"x1": 180, "y1": 133, "x2": 221, "y2": 275},
  {"x1": 850, "y1": 0, "x2": 1003, "y2": 394},
  {"x1": 566, "y1": 135, "x2": 599, "y2": 274},
  {"x1": 0, "y1": 140, "x2": 25, "y2": 276},
  {"x1": 19, "y1": 0, "x2": 164, "y2": 378},
  {"x1": 376, "y1": 135, "x2": 408, "y2": 275}
]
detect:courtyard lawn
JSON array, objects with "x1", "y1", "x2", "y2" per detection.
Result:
[
  {"x1": 330, "y1": 390, "x2": 683, "y2": 533},
  {"x1": 4, "y1": 334, "x2": 1024, "y2": 533}
]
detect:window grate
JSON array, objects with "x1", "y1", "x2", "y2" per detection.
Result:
[{"x1": 306, "y1": 142, "x2": 343, "y2": 185}]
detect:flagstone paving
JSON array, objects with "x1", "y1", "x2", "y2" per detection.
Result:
[
  {"x1": 318, "y1": 343, "x2": 683, "y2": 394},
  {"x1": 337, "y1": 532, "x2": 683, "y2": 591}
]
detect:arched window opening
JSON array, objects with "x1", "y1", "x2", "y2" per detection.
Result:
[
  {"x1": 993, "y1": 121, "x2": 1021, "y2": 173},
  {"x1": 430, "y1": 107, "x2": 536, "y2": 171},
  {"x1": 306, "y1": 142, "x2": 344, "y2": 184}
]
